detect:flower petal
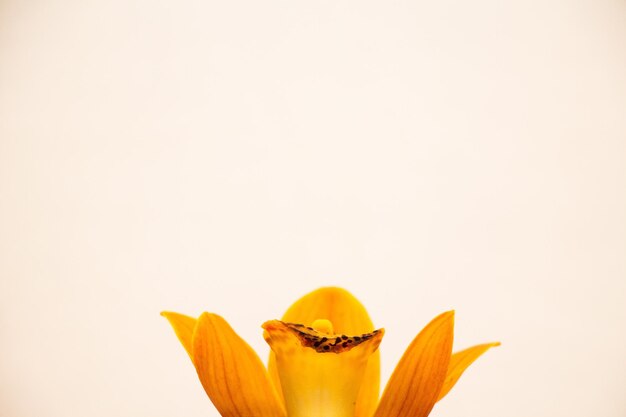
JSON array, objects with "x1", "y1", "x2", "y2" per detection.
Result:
[
  {"x1": 263, "y1": 319, "x2": 384, "y2": 417},
  {"x1": 374, "y1": 311, "x2": 454, "y2": 417},
  {"x1": 161, "y1": 311, "x2": 196, "y2": 359},
  {"x1": 281, "y1": 287, "x2": 376, "y2": 333},
  {"x1": 437, "y1": 342, "x2": 500, "y2": 401},
  {"x1": 268, "y1": 287, "x2": 380, "y2": 417},
  {"x1": 193, "y1": 313, "x2": 286, "y2": 417}
]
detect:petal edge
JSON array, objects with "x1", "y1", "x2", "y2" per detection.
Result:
[
  {"x1": 161, "y1": 311, "x2": 196, "y2": 359},
  {"x1": 437, "y1": 342, "x2": 500, "y2": 401}
]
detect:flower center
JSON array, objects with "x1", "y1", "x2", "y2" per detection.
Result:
[{"x1": 263, "y1": 319, "x2": 384, "y2": 417}]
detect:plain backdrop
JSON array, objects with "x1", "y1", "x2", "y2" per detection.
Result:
[{"x1": 1, "y1": 1, "x2": 625, "y2": 417}]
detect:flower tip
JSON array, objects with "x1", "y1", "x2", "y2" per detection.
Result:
[
  {"x1": 261, "y1": 319, "x2": 282, "y2": 331},
  {"x1": 198, "y1": 311, "x2": 227, "y2": 324},
  {"x1": 311, "y1": 286, "x2": 352, "y2": 297},
  {"x1": 161, "y1": 310, "x2": 196, "y2": 320},
  {"x1": 374, "y1": 327, "x2": 385, "y2": 342},
  {"x1": 434, "y1": 310, "x2": 455, "y2": 329},
  {"x1": 160, "y1": 311, "x2": 173, "y2": 318}
]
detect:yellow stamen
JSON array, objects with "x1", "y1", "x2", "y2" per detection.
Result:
[{"x1": 311, "y1": 318, "x2": 334, "y2": 335}]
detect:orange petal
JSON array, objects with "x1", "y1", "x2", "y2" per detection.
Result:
[
  {"x1": 374, "y1": 311, "x2": 455, "y2": 417},
  {"x1": 193, "y1": 313, "x2": 286, "y2": 417},
  {"x1": 268, "y1": 287, "x2": 380, "y2": 417},
  {"x1": 161, "y1": 311, "x2": 196, "y2": 359},
  {"x1": 437, "y1": 342, "x2": 500, "y2": 401}
]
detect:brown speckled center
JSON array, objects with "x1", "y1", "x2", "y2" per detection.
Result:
[{"x1": 283, "y1": 322, "x2": 381, "y2": 353}]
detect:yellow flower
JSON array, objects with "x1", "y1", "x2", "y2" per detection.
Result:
[{"x1": 162, "y1": 287, "x2": 499, "y2": 417}]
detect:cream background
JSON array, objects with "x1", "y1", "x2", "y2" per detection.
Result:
[{"x1": 1, "y1": 1, "x2": 625, "y2": 417}]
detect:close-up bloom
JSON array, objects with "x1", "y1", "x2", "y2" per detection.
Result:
[{"x1": 162, "y1": 287, "x2": 499, "y2": 417}]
